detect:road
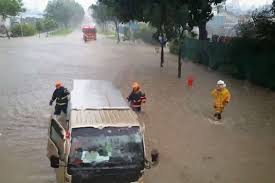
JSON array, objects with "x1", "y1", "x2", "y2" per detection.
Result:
[{"x1": 0, "y1": 32, "x2": 275, "y2": 183}]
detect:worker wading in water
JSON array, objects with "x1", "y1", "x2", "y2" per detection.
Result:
[
  {"x1": 49, "y1": 81, "x2": 70, "y2": 118},
  {"x1": 127, "y1": 82, "x2": 146, "y2": 112},
  {"x1": 211, "y1": 80, "x2": 231, "y2": 120}
]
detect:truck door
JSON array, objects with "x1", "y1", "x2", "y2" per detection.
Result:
[{"x1": 47, "y1": 118, "x2": 66, "y2": 183}]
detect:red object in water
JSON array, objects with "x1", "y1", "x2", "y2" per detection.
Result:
[{"x1": 187, "y1": 75, "x2": 194, "y2": 88}]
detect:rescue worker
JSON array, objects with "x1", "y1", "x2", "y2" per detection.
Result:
[
  {"x1": 127, "y1": 82, "x2": 146, "y2": 112},
  {"x1": 211, "y1": 80, "x2": 231, "y2": 120},
  {"x1": 49, "y1": 81, "x2": 70, "y2": 116}
]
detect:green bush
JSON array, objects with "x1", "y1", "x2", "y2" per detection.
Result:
[
  {"x1": 169, "y1": 39, "x2": 179, "y2": 55},
  {"x1": 11, "y1": 24, "x2": 37, "y2": 37},
  {"x1": 182, "y1": 38, "x2": 275, "y2": 90},
  {"x1": 49, "y1": 28, "x2": 73, "y2": 36},
  {"x1": 133, "y1": 23, "x2": 157, "y2": 44},
  {"x1": 123, "y1": 27, "x2": 130, "y2": 41},
  {"x1": 42, "y1": 18, "x2": 58, "y2": 32}
]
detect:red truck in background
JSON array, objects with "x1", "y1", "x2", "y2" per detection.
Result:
[{"x1": 82, "y1": 26, "x2": 96, "y2": 42}]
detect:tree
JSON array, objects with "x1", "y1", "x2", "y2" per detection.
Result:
[
  {"x1": 90, "y1": 3, "x2": 108, "y2": 32},
  {"x1": 43, "y1": 18, "x2": 58, "y2": 31},
  {"x1": 252, "y1": 6, "x2": 275, "y2": 42},
  {"x1": 90, "y1": 2, "x2": 121, "y2": 43},
  {"x1": 172, "y1": 4, "x2": 190, "y2": 78},
  {"x1": 36, "y1": 21, "x2": 43, "y2": 37},
  {"x1": 149, "y1": 1, "x2": 174, "y2": 67},
  {"x1": 115, "y1": 0, "x2": 174, "y2": 67},
  {"x1": 43, "y1": 18, "x2": 58, "y2": 36},
  {"x1": 90, "y1": 0, "x2": 128, "y2": 43},
  {"x1": 70, "y1": 2, "x2": 85, "y2": 27},
  {"x1": 236, "y1": 3, "x2": 275, "y2": 42},
  {"x1": 96, "y1": 0, "x2": 221, "y2": 76},
  {"x1": 11, "y1": 23, "x2": 36, "y2": 37},
  {"x1": 0, "y1": 0, "x2": 24, "y2": 38},
  {"x1": 45, "y1": 0, "x2": 84, "y2": 28},
  {"x1": 236, "y1": 20, "x2": 256, "y2": 39},
  {"x1": 187, "y1": 0, "x2": 225, "y2": 40},
  {"x1": 97, "y1": 0, "x2": 188, "y2": 69}
]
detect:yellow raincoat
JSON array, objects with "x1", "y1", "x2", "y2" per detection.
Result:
[{"x1": 211, "y1": 88, "x2": 231, "y2": 113}]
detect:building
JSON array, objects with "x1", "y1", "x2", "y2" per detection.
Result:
[{"x1": 207, "y1": 7, "x2": 242, "y2": 37}]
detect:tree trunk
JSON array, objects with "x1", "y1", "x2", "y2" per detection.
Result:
[
  {"x1": 178, "y1": 41, "x2": 182, "y2": 78},
  {"x1": 64, "y1": 22, "x2": 68, "y2": 28},
  {"x1": 199, "y1": 22, "x2": 208, "y2": 40},
  {"x1": 104, "y1": 23, "x2": 108, "y2": 33},
  {"x1": 114, "y1": 21, "x2": 120, "y2": 43},
  {"x1": 160, "y1": 44, "x2": 164, "y2": 67}
]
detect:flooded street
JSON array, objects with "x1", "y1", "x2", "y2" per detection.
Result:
[{"x1": 0, "y1": 32, "x2": 275, "y2": 183}]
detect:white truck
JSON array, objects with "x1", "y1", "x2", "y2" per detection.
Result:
[{"x1": 47, "y1": 80, "x2": 159, "y2": 183}]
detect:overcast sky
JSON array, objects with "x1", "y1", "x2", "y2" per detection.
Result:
[
  {"x1": 22, "y1": 0, "x2": 97, "y2": 12},
  {"x1": 22, "y1": 0, "x2": 273, "y2": 12}
]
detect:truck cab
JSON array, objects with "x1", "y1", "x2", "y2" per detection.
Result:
[
  {"x1": 82, "y1": 26, "x2": 97, "y2": 42},
  {"x1": 47, "y1": 80, "x2": 158, "y2": 183}
]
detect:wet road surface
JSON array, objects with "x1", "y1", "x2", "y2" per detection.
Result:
[{"x1": 0, "y1": 32, "x2": 275, "y2": 183}]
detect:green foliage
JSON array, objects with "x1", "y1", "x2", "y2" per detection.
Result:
[
  {"x1": 97, "y1": 0, "x2": 175, "y2": 40},
  {"x1": 0, "y1": 0, "x2": 24, "y2": 20},
  {"x1": 11, "y1": 23, "x2": 37, "y2": 37},
  {"x1": 133, "y1": 23, "x2": 157, "y2": 44},
  {"x1": 169, "y1": 39, "x2": 179, "y2": 55},
  {"x1": 99, "y1": 30, "x2": 115, "y2": 36},
  {"x1": 94, "y1": 0, "x2": 224, "y2": 76},
  {"x1": 49, "y1": 28, "x2": 73, "y2": 36},
  {"x1": 236, "y1": 2, "x2": 275, "y2": 43},
  {"x1": 98, "y1": 0, "x2": 145, "y2": 23},
  {"x1": 182, "y1": 38, "x2": 275, "y2": 90},
  {"x1": 236, "y1": 21, "x2": 256, "y2": 39},
  {"x1": 90, "y1": 3, "x2": 110, "y2": 23},
  {"x1": 35, "y1": 21, "x2": 43, "y2": 33},
  {"x1": 90, "y1": 1, "x2": 121, "y2": 42},
  {"x1": 187, "y1": 0, "x2": 224, "y2": 27},
  {"x1": 43, "y1": 18, "x2": 58, "y2": 32},
  {"x1": 45, "y1": 0, "x2": 84, "y2": 27},
  {"x1": 252, "y1": 8, "x2": 275, "y2": 41},
  {"x1": 123, "y1": 26, "x2": 130, "y2": 40},
  {"x1": 187, "y1": 0, "x2": 225, "y2": 40}
]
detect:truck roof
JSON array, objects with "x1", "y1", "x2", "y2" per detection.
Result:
[
  {"x1": 69, "y1": 80, "x2": 140, "y2": 129},
  {"x1": 70, "y1": 80, "x2": 129, "y2": 110},
  {"x1": 70, "y1": 109, "x2": 140, "y2": 129}
]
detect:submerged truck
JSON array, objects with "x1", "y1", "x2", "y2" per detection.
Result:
[{"x1": 47, "y1": 80, "x2": 159, "y2": 183}]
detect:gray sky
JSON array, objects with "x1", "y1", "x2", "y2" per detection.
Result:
[
  {"x1": 22, "y1": 0, "x2": 273, "y2": 12},
  {"x1": 23, "y1": 0, "x2": 97, "y2": 12}
]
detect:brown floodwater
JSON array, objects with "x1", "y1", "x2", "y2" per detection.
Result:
[{"x1": 0, "y1": 32, "x2": 275, "y2": 183}]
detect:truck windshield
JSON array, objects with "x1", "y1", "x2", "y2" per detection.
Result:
[
  {"x1": 83, "y1": 29, "x2": 96, "y2": 34},
  {"x1": 69, "y1": 127, "x2": 144, "y2": 167}
]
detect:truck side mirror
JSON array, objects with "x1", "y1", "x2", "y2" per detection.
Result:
[
  {"x1": 50, "y1": 156, "x2": 59, "y2": 168},
  {"x1": 151, "y1": 149, "x2": 159, "y2": 165}
]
